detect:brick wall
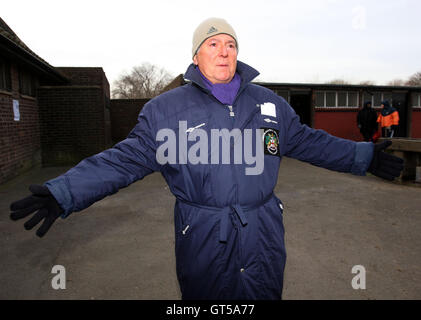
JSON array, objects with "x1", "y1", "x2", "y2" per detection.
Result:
[
  {"x1": 314, "y1": 109, "x2": 363, "y2": 141},
  {"x1": 37, "y1": 86, "x2": 109, "y2": 166},
  {"x1": 56, "y1": 67, "x2": 111, "y2": 145},
  {"x1": 56, "y1": 67, "x2": 111, "y2": 146},
  {"x1": 0, "y1": 62, "x2": 41, "y2": 184},
  {"x1": 110, "y1": 99, "x2": 149, "y2": 143},
  {"x1": 36, "y1": 67, "x2": 111, "y2": 166}
]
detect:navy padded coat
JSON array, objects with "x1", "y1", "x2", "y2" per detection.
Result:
[{"x1": 45, "y1": 61, "x2": 374, "y2": 299}]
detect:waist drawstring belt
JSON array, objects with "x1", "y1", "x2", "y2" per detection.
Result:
[{"x1": 177, "y1": 193, "x2": 274, "y2": 243}]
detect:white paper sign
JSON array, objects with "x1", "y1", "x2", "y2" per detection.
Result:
[
  {"x1": 260, "y1": 102, "x2": 276, "y2": 118},
  {"x1": 13, "y1": 99, "x2": 20, "y2": 121}
]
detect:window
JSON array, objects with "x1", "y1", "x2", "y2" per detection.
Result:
[
  {"x1": 373, "y1": 92, "x2": 393, "y2": 107},
  {"x1": 338, "y1": 92, "x2": 347, "y2": 107},
  {"x1": 0, "y1": 57, "x2": 12, "y2": 91},
  {"x1": 19, "y1": 69, "x2": 38, "y2": 97},
  {"x1": 326, "y1": 92, "x2": 336, "y2": 107},
  {"x1": 348, "y1": 92, "x2": 358, "y2": 107},
  {"x1": 275, "y1": 90, "x2": 289, "y2": 102},
  {"x1": 315, "y1": 91, "x2": 359, "y2": 107},
  {"x1": 412, "y1": 93, "x2": 421, "y2": 107},
  {"x1": 373, "y1": 92, "x2": 382, "y2": 106},
  {"x1": 363, "y1": 92, "x2": 373, "y2": 105},
  {"x1": 315, "y1": 92, "x2": 324, "y2": 107}
]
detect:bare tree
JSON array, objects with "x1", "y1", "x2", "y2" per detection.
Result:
[
  {"x1": 112, "y1": 63, "x2": 173, "y2": 99},
  {"x1": 325, "y1": 79, "x2": 350, "y2": 85},
  {"x1": 359, "y1": 80, "x2": 376, "y2": 85},
  {"x1": 387, "y1": 79, "x2": 405, "y2": 86},
  {"x1": 405, "y1": 71, "x2": 421, "y2": 86}
]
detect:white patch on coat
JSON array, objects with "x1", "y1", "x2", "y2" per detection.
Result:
[{"x1": 260, "y1": 102, "x2": 276, "y2": 118}]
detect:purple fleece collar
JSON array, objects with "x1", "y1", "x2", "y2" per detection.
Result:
[{"x1": 197, "y1": 67, "x2": 241, "y2": 105}]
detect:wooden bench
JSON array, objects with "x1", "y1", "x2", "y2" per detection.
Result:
[{"x1": 379, "y1": 138, "x2": 421, "y2": 183}]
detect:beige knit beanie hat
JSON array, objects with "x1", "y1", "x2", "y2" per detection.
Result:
[{"x1": 192, "y1": 17, "x2": 238, "y2": 58}]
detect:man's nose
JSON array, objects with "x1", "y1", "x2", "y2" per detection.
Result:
[{"x1": 219, "y1": 45, "x2": 228, "y2": 57}]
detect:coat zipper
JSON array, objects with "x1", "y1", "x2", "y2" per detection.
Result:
[
  {"x1": 228, "y1": 87, "x2": 260, "y2": 299},
  {"x1": 227, "y1": 105, "x2": 235, "y2": 117},
  {"x1": 193, "y1": 81, "x2": 260, "y2": 297}
]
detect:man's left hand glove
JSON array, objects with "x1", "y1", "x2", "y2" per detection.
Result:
[{"x1": 368, "y1": 140, "x2": 404, "y2": 181}]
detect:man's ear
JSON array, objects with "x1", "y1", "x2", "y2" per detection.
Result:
[{"x1": 193, "y1": 54, "x2": 198, "y2": 66}]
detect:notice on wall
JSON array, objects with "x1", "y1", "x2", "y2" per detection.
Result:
[{"x1": 13, "y1": 99, "x2": 20, "y2": 121}]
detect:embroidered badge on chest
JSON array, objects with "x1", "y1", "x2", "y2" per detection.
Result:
[{"x1": 262, "y1": 127, "x2": 280, "y2": 157}]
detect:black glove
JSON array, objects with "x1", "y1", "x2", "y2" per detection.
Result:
[
  {"x1": 368, "y1": 140, "x2": 404, "y2": 181},
  {"x1": 10, "y1": 185, "x2": 63, "y2": 237}
]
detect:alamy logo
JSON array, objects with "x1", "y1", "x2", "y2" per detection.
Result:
[
  {"x1": 51, "y1": 265, "x2": 66, "y2": 290},
  {"x1": 156, "y1": 121, "x2": 265, "y2": 175},
  {"x1": 186, "y1": 123, "x2": 206, "y2": 133},
  {"x1": 351, "y1": 265, "x2": 366, "y2": 290},
  {"x1": 207, "y1": 26, "x2": 218, "y2": 34}
]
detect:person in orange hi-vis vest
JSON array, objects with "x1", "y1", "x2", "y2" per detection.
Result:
[{"x1": 377, "y1": 100, "x2": 399, "y2": 137}]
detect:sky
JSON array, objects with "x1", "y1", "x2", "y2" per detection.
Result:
[{"x1": 2, "y1": 0, "x2": 421, "y2": 88}]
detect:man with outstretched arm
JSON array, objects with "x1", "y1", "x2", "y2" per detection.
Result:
[{"x1": 10, "y1": 17, "x2": 404, "y2": 300}]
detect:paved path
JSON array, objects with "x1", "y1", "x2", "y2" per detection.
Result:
[{"x1": 1, "y1": 158, "x2": 420, "y2": 299}]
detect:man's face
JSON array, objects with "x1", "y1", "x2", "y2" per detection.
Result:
[{"x1": 193, "y1": 34, "x2": 237, "y2": 84}]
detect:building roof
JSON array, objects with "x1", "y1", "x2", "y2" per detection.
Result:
[
  {"x1": 0, "y1": 17, "x2": 67, "y2": 83},
  {"x1": 253, "y1": 81, "x2": 421, "y2": 92},
  {"x1": 160, "y1": 73, "x2": 187, "y2": 94},
  {"x1": 165, "y1": 74, "x2": 421, "y2": 93}
]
